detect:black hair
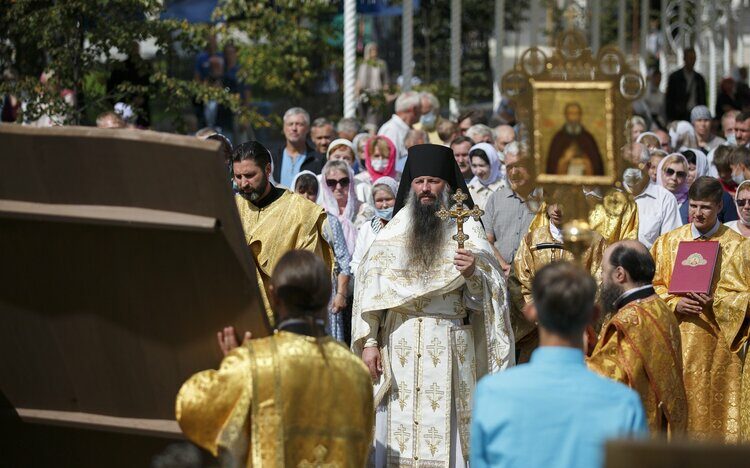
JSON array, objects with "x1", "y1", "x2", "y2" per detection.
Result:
[
  {"x1": 608, "y1": 244, "x2": 655, "y2": 286},
  {"x1": 682, "y1": 149, "x2": 697, "y2": 166},
  {"x1": 532, "y1": 262, "x2": 597, "y2": 339},
  {"x1": 232, "y1": 140, "x2": 272, "y2": 168},
  {"x1": 469, "y1": 148, "x2": 490, "y2": 165},
  {"x1": 294, "y1": 173, "x2": 319, "y2": 195},
  {"x1": 450, "y1": 135, "x2": 476, "y2": 148},
  {"x1": 688, "y1": 176, "x2": 724, "y2": 204}
]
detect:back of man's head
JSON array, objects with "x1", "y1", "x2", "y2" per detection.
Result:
[
  {"x1": 271, "y1": 250, "x2": 332, "y2": 323},
  {"x1": 532, "y1": 262, "x2": 597, "y2": 341},
  {"x1": 232, "y1": 140, "x2": 272, "y2": 168},
  {"x1": 688, "y1": 176, "x2": 723, "y2": 204},
  {"x1": 607, "y1": 240, "x2": 655, "y2": 286}
]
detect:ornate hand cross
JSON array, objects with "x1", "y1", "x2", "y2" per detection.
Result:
[{"x1": 435, "y1": 188, "x2": 484, "y2": 249}]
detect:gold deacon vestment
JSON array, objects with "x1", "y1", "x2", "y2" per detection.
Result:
[
  {"x1": 235, "y1": 191, "x2": 333, "y2": 326},
  {"x1": 509, "y1": 224, "x2": 607, "y2": 363},
  {"x1": 651, "y1": 224, "x2": 750, "y2": 442},
  {"x1": 176, "y1": 331, "x2": 374, "y2": 466},
  {"x1": 527, "y1": 190, "x2": 638, "y2": 244},
  {"x1": 588, "y1": 294, "x2": 687, "y2": 436},
  {"x1": 352, "y1": 208, "x2": 513, "y2": 466}
]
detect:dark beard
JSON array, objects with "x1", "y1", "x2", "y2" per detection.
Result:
[
  {"x1": 406, "y1": 189, "x2": 450, "y2": 270},
  {"x1": 599, "y1": 280, "x2": 624, "y2": 317},
  {"x1": 238, "y1": 172, "x2": 268, "y2": 203}
]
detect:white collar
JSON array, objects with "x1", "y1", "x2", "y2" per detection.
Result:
[
  {"x1": 549, "y1": 223, "x2": 563, "y2": 242},
  {"x1": 633, "y1": 181, "x2": 658, "y2": 199},
  {"x1": 691, "y1": 220, "x2": 720, "y2": 239}
]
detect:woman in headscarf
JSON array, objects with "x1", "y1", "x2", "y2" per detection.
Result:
[
  {"x1": 350, "y1": 177, "x2": 398, "y2": 276},
  {"x1": 678, "y1": 148, "x2": 738, "y2": 224},
  {"x1": 292, "y1": 171, "x2": 351, "y2": 342},
  {"x1": 725, "y1": 180, "x2": 750, "y2": 237},
  {"x1": 355, "y1": 135, "x2": 398, "y2": 187},
  {"x1": 318, "y1": 160, "x2": 362, "y2": 255},
  {"x1": 352, "y1": 132, "x2": 371, "y2": 173},
  {"x1": 669, "y1": 120, "x2": 698, "y2": 150},
  {"x1": 327, "y1": 138, "x2": 372, "y2": 205},
  {"x1": 466, "y1": 142, "x2": 505, "y2": 209},
  {"x1": 656, "y1": 153, "x2": 690, "y2": 212}
]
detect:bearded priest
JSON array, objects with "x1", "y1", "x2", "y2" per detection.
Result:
[{"x1": 352, "y1": 144, "x2": 514, "y2": 467}]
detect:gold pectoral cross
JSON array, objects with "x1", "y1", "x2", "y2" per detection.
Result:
[{"x1": 435, "y1": 188, "x2": 484, "y2": 249}]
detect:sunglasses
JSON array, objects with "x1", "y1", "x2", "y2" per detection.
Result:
[
  {"x1": 325, "y1": 177, "x2": 350, "y2": 188},
  {"x1": 664, "y1": 168, "x2": 687, "y2": 178},
  {"x1": 737, "y1": 199, "x2": 750, "y2": 207}
]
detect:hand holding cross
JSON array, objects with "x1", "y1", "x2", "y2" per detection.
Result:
[{"x1": 435, "y1": 189, "x2": 484, "y2": 249}]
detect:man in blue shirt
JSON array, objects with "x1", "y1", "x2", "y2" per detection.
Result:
[
  {"x1": 271, "y1": 107, "x2": 325, "y2": 187},
  {"x1": 471, "y1": 262, "x2": 647, "y2": 468}
]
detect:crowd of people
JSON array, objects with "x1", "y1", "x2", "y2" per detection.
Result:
[
  {"x1": 170, "y1": 62, "x2": 750, "y2": 465},
  {"x1": 5, "y1": 35, "x2": 750, "y2": 467}
]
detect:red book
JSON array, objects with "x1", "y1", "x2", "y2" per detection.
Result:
[{"x1": 668, "y1": 241, "x2": 720, "y2": 295}]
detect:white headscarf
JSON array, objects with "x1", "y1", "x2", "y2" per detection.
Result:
[
  {"x1": 656, "y1": 153, "x2": 690, "y2": 205},
  {"x1": 371, "y1": 176, "x2": 399, "y2": 198},
  {"x1": 686, "y1": 148, "x2": 709, "y2": 180},
  {"x1": 736, "y1": 180, "x2": 750, "y2": 226},
  {"x1": 291, "y1": 170, "x2": 318, "y2": 193},
  {"x1": 670, "y1": 121, "x2": 696, "y2": 149},
  {"x1": 318, "y1": 160, "x2": 359, "y2": 254},
  {"x1": 326, "y1": 138, "x2": 355, "y2": 161},
  {"x1": 467, "y1": 142, "x2": 501, "y2": 187}
]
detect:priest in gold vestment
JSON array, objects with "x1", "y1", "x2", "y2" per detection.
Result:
[
  {"x1": 176, "y1": 250, "x2": 374, "y2": 466},
  {"x1": 231, "y1": 141, "x2": 332, "y2": 326},
  {"x1": 651, "y1": 177, "x2": 750, "y2": 442},
  {"x1": 352, "y1": 145, "x2": 513, "y2": 467},
  {"x1": 527, "y1": 189, "x2": 638, "y2": 244},
  {"x1": 588, "y1": 240, "x2": 687, "y2": 436},
  {"x1": 510, "y1": 201, "x2": 607, "y2": 363}
]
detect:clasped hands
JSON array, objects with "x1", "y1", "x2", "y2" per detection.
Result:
[{"x1": 675, "y1": 292, "x2": 713, "y2": 316}]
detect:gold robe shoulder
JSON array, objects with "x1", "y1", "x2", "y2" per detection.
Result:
[
  {"x1": 588, "y1": 295, "x2": 687, "y2": 436},
  {"x1": 235, "y1": 191, "x2": 333, "y2": 325},
  {"x1": 651, "y1": 224, "x2": 750, "y2": 442},
  {"x1": 508, "y1": 224, "x2": 607, "y2": 363},
  {"x1": 176, "y1": 331, "x2": 374, "y2": 467}
]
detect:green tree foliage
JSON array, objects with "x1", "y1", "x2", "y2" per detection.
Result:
[
  {"x1": 214, "y1": 0, "x2": 338, "y2": 102},
  {"x1": 0, "y1": 0, "x2": 250, "y2": 127}
]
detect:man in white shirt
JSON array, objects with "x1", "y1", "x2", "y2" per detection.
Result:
[
  {"x1": 622, "y1": 157, "x2": 683, "y2": 248},
  {"x1": 377, "y1": 91, "x2": 422, "y2": 172}
]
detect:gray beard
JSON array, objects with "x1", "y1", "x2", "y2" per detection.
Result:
[
  {"x1": 564, "y1": 123, "x2": 583, "y2": 135},
  {"x1": 406, "y1": 189, "x2": 451, "y2": 271}
]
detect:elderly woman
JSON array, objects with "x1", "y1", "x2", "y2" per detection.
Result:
[
  {"x1": 725, "y1": 181, "x2": 750, "y2": 237},
  {"x1": 318, "y1": 160, "x2": 365, "y2": 255},
  {"x1": 292, "y1": 171, "x2": 352, "y2": 342},
  {"x1": 350, "y1": 177, "x2": 399, "y2": 275},
  {"x1": 466, "y1": 142, "x2": 505, "y2": 209},
  {"x1": 627, "y1": 115, "x2": 647, "y2": 142},
  {"x1": 327, "y1": 138, "x2": 372, "y2": 205}
]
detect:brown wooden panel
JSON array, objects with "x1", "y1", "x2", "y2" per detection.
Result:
[
  {"x1": 605, "y1": 439, "x2": 750, "y2": 468},
  {"x1": 0, "y1": 125, "x2": 270, "y2": 432}
]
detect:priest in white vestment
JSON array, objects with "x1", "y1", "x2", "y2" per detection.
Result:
[{"x1": 352, "y1": 144, "x2": 514, "y2": 467}]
